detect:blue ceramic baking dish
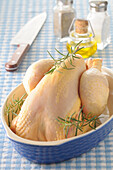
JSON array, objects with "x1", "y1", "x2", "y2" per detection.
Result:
[{"x1": 1, "y1": 67, "x2": 113, "y2": 164}]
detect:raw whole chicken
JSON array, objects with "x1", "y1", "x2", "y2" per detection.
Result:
[
  {"x1": 80, "y1": 58, "x2": 109, "y2": 118},
  {"x1": 11, "y1": 54, "x2": 86, "y2": 141},
  {"x1": 23, "y1": 59, "x2": 54, "y2": 94}
]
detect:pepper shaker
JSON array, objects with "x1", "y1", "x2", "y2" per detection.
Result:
[
  {"x1": 87, "y1": 1, "x2": 110, "y2": 50},
  {"x1": 53, "y1": 0, "x2": 76, "y2": 40}
]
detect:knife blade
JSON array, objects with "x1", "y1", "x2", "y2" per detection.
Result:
[{"x1": 5, "y1": 12, "x2": 47, "y2": 71}]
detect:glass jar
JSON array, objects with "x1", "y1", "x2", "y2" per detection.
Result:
[
  {"x1": 87, "y1": 1, "x2": 110, "y2": 50},
  {"x1": 66, "y1": 19, "x2": 97, "y2": 58},
  {"x1": 53, "y1": 0, "x2": 76, "y2": 40}
]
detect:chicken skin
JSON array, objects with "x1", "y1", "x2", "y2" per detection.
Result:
[
  {"x1": 11, "y1": 55, "x2": 86, "y2": 141},
  {"x1": 80, "y1": 58, "x2": 109, "y2": 118}
]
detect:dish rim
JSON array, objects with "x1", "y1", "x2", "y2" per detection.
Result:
[{"x1": 1, "y1": 66, "x2": 113, "y2": 146}]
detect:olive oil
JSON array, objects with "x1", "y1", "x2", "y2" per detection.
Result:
[
  {"x1": 67, "y1": 19, "x2": 97, "y2": 58},
  {"x1": 67, "y1": 37, "x2": 97, "y2": 58}
]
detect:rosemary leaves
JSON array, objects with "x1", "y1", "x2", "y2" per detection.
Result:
[
  {"x1": 45, "y1": 41, "x2": 84, "y2": 75},
  {"x1": 56, "y1": 106, "x2": 100, "y2": 138},
  {"x1": 5, "y1": 93, "x2": 26, "y2": 127}
]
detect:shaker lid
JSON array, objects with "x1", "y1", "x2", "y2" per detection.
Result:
[
  {"x1": 89, "y1": 1, "x2": 108, "y2": 12},
  {"x1": 57, "y1": 0, "x2": 73, "y2": 6}
]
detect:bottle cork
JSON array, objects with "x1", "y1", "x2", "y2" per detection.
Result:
[{"x1": 75, "y1": 19, "x2": 88, "y2": 34}]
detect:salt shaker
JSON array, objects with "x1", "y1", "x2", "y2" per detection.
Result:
[
  {"x1": 87, "y1": 1, "x2": 110, "y2": 50},
  {"x1": 53, "y1": 0, "x2": 76, "y2": 40}
]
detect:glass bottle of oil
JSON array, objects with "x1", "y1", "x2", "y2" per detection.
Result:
[{"x1": 66, "y1": 19, "x2": 97, "y2": 58}]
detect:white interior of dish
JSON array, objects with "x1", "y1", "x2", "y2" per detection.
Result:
[{"x1": 1, "y1": 66, "x2": 113, "y2": 146}]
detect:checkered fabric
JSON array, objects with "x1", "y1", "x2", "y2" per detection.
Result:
[{"x1": 0, "y1": 0, "x2": 113, "y2": 169}]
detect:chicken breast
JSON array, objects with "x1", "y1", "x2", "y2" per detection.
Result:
[{"x1": 11, "y1": 54, "x2": 86, "y2": 141}]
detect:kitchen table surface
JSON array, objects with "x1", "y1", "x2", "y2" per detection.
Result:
[{"x1": 0, "y1": 0, "x2": 113, "y2": 169}]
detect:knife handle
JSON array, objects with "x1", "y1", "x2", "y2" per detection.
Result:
[{"x1": 5, "y1": 44, "x2": 30, "y2": 71}]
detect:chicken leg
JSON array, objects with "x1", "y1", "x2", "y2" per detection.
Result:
[
  {"x1": 23, "y1": 59, "x2": 54, "y2": 94},
  {"x1": 80, "y1": 58, "x2": 109, "y2": 118}
]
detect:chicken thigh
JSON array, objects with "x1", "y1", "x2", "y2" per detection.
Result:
[
  {"x1": 23, "y1": 59, "x2": 54, "y2": 94},
  {"x1": 11, "y1": 55, "x2": 86, "y2": 141},
  {"x1": 80, "y1": 58, "x2": 109, "y2": 118}
]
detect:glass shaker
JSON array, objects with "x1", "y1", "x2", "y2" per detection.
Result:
[
  {"x1": 53, "y1": 0, "x2": 76, "y2": 40},
  {"x1": 66, "y1": 19, "x2": 97, "y2": 58},
  {"x1": 87, "y1": 1, "x2": 110, "y2": 50}
]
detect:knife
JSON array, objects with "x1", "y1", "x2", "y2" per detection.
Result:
[{"x1": 5, "y1": 12, "x2": 47, "y2": 71}]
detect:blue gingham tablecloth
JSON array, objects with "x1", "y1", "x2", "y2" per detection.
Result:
[{"x1": 0, "y1": 0, "x2": 113, "y2": 169}]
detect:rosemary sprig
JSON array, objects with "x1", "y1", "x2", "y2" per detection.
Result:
[
  {"x1": 5, "y1": 93, "x2": 26, "y2": 127},
  {"x1": 45, "y1": 41, "x2": 84, "y2": 75},
  {"x1": 56, "y1": 106, "x2": 100, "y2": 138}
]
